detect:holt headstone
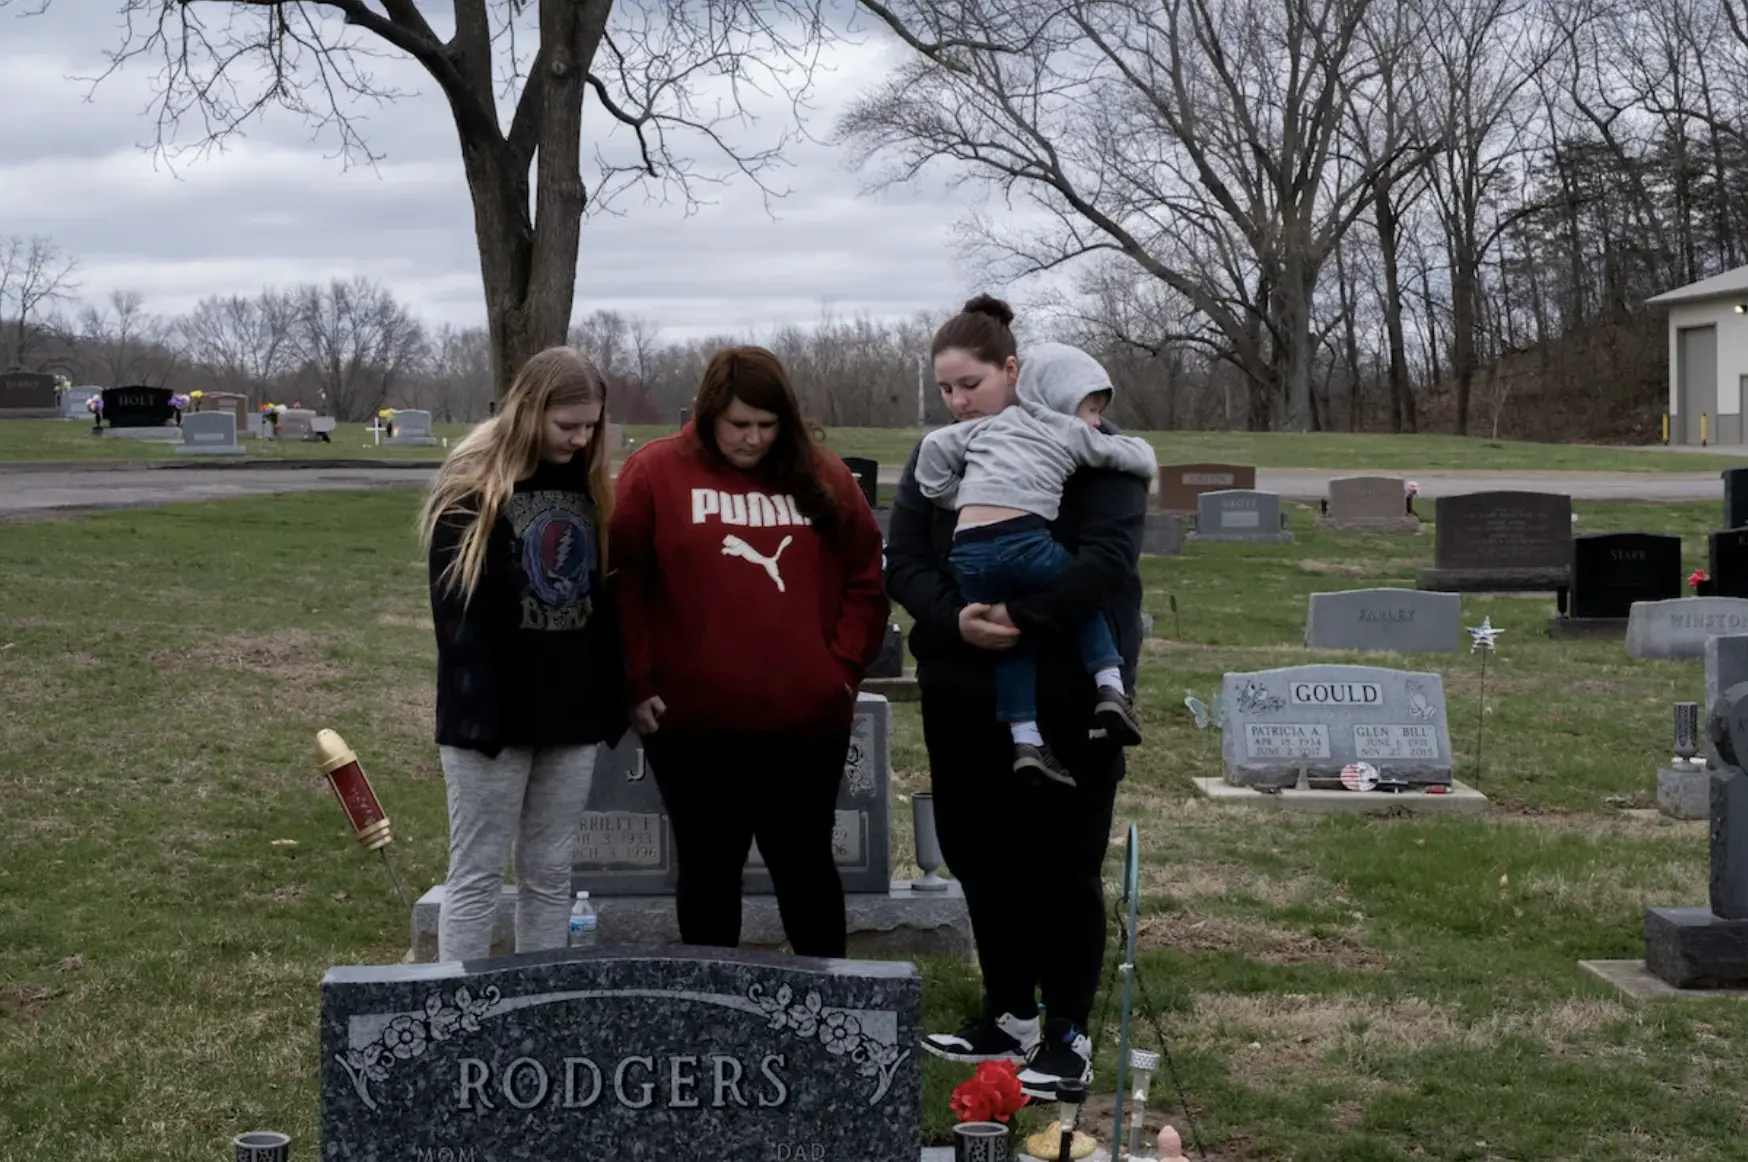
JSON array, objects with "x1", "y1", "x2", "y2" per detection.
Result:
[{"x1": 99, "y1": 385, "x2": 175, "y2": 428}]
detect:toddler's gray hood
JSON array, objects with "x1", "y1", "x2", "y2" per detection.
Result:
[{"x1": 1016, "y1": 342, "x2": 1114, "y2": 417}]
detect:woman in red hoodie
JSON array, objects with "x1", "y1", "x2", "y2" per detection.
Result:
[{"x1": 609, "y1": 345, "x2": 889, "y2": 957}]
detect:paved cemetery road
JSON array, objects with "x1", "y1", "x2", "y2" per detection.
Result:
[{"x1": 0, "y1": 462, "x2": 1734, "y2": 520}]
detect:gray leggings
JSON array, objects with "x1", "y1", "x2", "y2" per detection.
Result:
[{"x1": 437, "y1": 744, "x2": 598, "y2": 962}]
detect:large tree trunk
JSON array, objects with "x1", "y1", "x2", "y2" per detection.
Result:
[{"x1": 1374, "y1": 177, "x2": 1416, "y2": 433}]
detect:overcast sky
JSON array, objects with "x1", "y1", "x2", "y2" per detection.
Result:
[{"x1": 0, "y1": 3, "x2": 1011, "y2": 341}]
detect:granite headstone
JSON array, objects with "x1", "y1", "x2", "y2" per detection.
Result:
[
  {"x1": 100, "y1": 385, "x2": 175, "y2": 428},
  {"x1": 1190, "y1": 490, "x2": 1293, "y2": 543},
  {"x1": 1705, "y1": 635, "x2": 1748, "y2": 768},
  {"x1": 387, "y1": 409, "x2": 437, "y2": 446},
  {"x1": 174, "y1": 410, "x2": 246, "y2": 457},
  {"x1": 60, "y1": 386, "x2": 101, "y2": 419},
  {"x1": 573, "y1": 694, "x2": 891, "y2": 896},
  {"x1": 0, "y1": 370, "x2": 58, "y2": 416},
  {"x1": 1304, "y1": 588, "x2": 1461, "y2": 653},
  {"x1": 320, "y1": 947, "x2": 922, "y2": 1162},
  {"x1": 1417, "y1": 491, "x2": 1571, "y2": 592},
  {"x1": 1316, "y1": 476, "x2": 1420, "y2": 534},
  {"x1": 1644, "y1": 681, "x2": 1748, "y2": 988},
  {"x1": 1220, "y1": 664, "x2": 1453, "y2": 789},
  {"x1": 1141, "y1": 513, "x2": 1184, "y2": 556},
  {"x1": 1724, "y1": 468, "x2": 1748, "y2": 531},
  {"x1": 1156, "y1": 463, "x2": 1256, "y2": 514},
  {"x1": 1625, "y1": 597, "x2": 1748, "y2": 660},
  {"x1": 1710, "y1": 529, "x2": 1748, "y2": 599},
  {"x1": 1570, "y1": 532, "x2": 1682, "y2": 620},
  {"x1": 867, "y1": 623, "x2": 904, "y2": 679},
  {"x1": 842, "y1": 457, "x2": 879, "y2": 511}
]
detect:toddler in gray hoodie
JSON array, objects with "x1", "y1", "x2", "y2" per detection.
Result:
[{"x1": 916, "y1": 342, "x2": 1158, "y2": 785}]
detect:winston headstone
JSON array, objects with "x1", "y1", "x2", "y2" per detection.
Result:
[
  {"x1": 320, "y1": 947, "x2": 922, "y2": 1162},
  {"x1": 1625, "y1": 597, "x2": 1748, "y2": 660}
]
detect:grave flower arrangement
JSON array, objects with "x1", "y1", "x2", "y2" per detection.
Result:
[
  {"x1": 84, "y1": 394, "x2": 102, "y2": 414},
  {"x1": 1690, "y1": 568, "x2": 1712, "y2": 595},
  {"x1": 950, "y1": 1059, "x2": 1027, "y2": 1124}
]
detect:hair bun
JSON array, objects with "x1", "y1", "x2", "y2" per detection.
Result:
[{"x1": 961, "y1": 294, "x2": 1014, "y2": 328}]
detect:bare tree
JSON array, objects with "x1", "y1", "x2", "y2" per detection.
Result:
[
  {"x1": 289, "y1": 278, "x2": 427, "y2": 421},
  {"x1": 77, "y1": 289, "x2": 183, "y2": 385},
  {"x1": 182, "y1": 290, "x2": 298, "y2": 407},
  {"x1": 0, "y1": 235, "x2": 81, "y2": 369},
  {"x1": 842, "y1": 0, "x2": 1440, "y2": 431},
  {"x1": 11, "y1": 1, "x2": 829, "y2": 399},
  {"x1": 425, "y1": 323, "x2": 495, "y2": 422}
]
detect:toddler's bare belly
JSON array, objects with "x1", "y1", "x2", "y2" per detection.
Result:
[{"x1": 958, "y1": 504, "x2": 1031, "y2": 529}]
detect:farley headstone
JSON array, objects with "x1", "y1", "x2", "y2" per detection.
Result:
[
  {"x1": 1220, "y1": 664, "x2": 1452, "y2": 789},
  {"x1": 1316, "y1": 476, "x2": 1420, "y2": 534},
  {"x1": 0, "y1": 371, "x2": 58, "y2": 416},
  {"x1": 1626, "y1": 597, "x2": 1748, "y2": 660},
  {"x1": 174, "y1": 409, "x2": 246, "y2": 457},
  {"x1": 573, "y1": 694, "x2": 892, "y2": 896},
  {"x1": 1570, "y1": 532, "x2": 1682, "y2": 620},
  {"x1": 1304, "y1": 588, "x2": 1461, "y2": 653},
  {"x1": 387, "y1": 409, "x2": 436, "y2": 446},
  {"x1": 1190, "y1": 490, "x2": 1293, "y2": 543},
  {"x1": 1710, "y1": 529, "x2": 1748, "y2": 599},
  {"x1": 1644, "y1": 681, "x2": 1748, "y2": 988},
  {"x1": 321, "y1": 947, "x2": 922, "y2": 1162},
  {"x1": 1417, "y1": 491, "x2": 1571, "y2": 592},
  {"x1": 1157, "y1": 463, "x2": 1255, "y2": 514}
]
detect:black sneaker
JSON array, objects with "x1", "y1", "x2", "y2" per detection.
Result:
[
  {"x1": 920, "y1": 1011, "x2": 1041, "y2": 1063},
  {"x1": 1094, "y1": 686, "x2": 1143, "y2": 747},
  {"x1": 1014, "y1": 742, "x2": 1076, "y2": 786},
  {"x1": 1016, "y1": 1018, "x2": 1093, "y2": 1100}
]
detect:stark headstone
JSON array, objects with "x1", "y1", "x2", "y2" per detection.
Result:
[
  {"x1": 1304, "y1": 588, "x2": 1461, "y2": 653},
  {"x1": 1625, "y1": 597, "x2": 1748, "y2": 660},
  {"x1": 321, "y1": 947, "x2": 922, "y2": 1162},
  {"x1": 1570, "y1": 532, "x2": 1682, "y2": 620},
  {"x1": 1416, "y1": 491, "x2": 1570, "y2": 592},
  {"x1": 1315, "y1": 476, "x2": 1421, "y2": 534},
  {"x1": 1156, "y1": 463, "x2": 1256, "y2": 514},
  {"x1": 1190, "y1": 490, "x2": 1293, "y2": 543},
  {"x1": 1220, "y1": 664, "x2": 1452, "y2": 789}
]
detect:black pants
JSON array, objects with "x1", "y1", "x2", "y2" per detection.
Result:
[
  {"x1": 644, "y1": 727, "x2": 850, "y2": 959},
  {"x1": 922, "y1": 690, "x2": 1118, "y2": 1028}
]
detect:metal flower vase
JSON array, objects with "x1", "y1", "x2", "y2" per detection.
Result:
[
  {"x1": 952, "y1": 1120, "x2": 1010, "y2": 1162},
  {"x1": 911, "y1": 791, "x2": 949, "y2": 891}
]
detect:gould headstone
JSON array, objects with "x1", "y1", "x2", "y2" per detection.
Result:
[
  {"x1": 1220, "y1": 664, "x2": 1452, "y2": 790},
  {"x1": 320, "y1": 947, "x2": 922, "y2": 1162}
]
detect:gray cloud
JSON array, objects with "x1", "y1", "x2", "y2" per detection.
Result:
[{"x1": 0, "y1": 3, "x2": 987, "y2": 339}]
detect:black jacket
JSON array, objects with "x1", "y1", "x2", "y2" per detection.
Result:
[
  {"x1": 885, "y1": 434, "x2": 1147, "y2": 716},
  {"x1": 429, "y1": 463, "x2": 631, "y2": 757}
]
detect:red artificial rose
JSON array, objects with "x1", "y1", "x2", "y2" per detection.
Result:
[
  {"x1": 972, "y1": 1060, "x2": 1027, "y2": 1121},
  {"x1": 950, "y1": 1077, "x2": 998, "y2": 1123},
  {"x1": 1690, "y1": 568, "x2": 1711, "y2": 590}
]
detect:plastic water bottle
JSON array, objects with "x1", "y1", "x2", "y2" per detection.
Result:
[{"x1": 568, "y1": 891, "x2": 598, "y2": 948}]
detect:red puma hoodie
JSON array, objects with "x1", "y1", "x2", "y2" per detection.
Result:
[{"x1": 608, "y1": 425, "x2": 889, "y2": 734}]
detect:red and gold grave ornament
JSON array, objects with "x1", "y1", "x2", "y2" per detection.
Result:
[{"x1": 315, "y1": 729, "x2": 394, "y2": 852}]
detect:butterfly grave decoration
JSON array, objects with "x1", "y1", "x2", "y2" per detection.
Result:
[{"x1": 1184, "y1": 692, "x2": 1226, "y2": 731}]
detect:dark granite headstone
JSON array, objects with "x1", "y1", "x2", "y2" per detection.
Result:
[
  {"x1": 842, "y1": 457, "x2": 879, "y2": 511},
  {"x1": 1569, "y1": 532, "x2": 1682, "y2": 620},
  {"x1": 0, "y1": 371, "x2": 57, "y2": 415},
  {"x1": 1645, "y1": 681, "x2": 1748, "y2": 988},
  {"x1": 867, "y1": 623, "x2": 904, "y2": 679},
  {"x1": 1724, "y1": 468, "x2": 1748, "y2": 531},
  {"x1": 1711, "y1": 529, "x2": 1748, "y2": 598},
  {"x1": 321, "y1": 947, "x2": 922, "y2": 1162},
  {"x1": 573, "y1": 695, "x2": 891, "y2": 896},
  {"x1": 1141, "y1": 513, "x2": 1184, "y2": 556},
  {"x1": 99, "y1": 385, "x2": 175, "y2": 428},
  {"x1": 1417, "y1": 491, "x2": 1571, "y2": 592}
]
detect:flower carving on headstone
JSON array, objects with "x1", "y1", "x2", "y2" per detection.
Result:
[
  {"x1": 748, "y1": 982, "x2": 909, "y2": 1105},
  {"x1": 335, "y1": 985, "x2": 502, "y2": 1111},
  {"x1": 1234, "y1": 681, "x2": 1283, "y2": 715}
]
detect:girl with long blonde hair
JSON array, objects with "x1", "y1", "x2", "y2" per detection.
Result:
[{"x1": 419, "y1": 346, "x2": 628, "y2": 962}]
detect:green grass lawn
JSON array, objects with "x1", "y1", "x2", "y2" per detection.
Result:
[
  {"x1": 3, "y1": 491, "x2": 1747, "y2": 1160},
  {"x1": 0, "y1": 417, "x2": 1734, "y2": 474}
]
